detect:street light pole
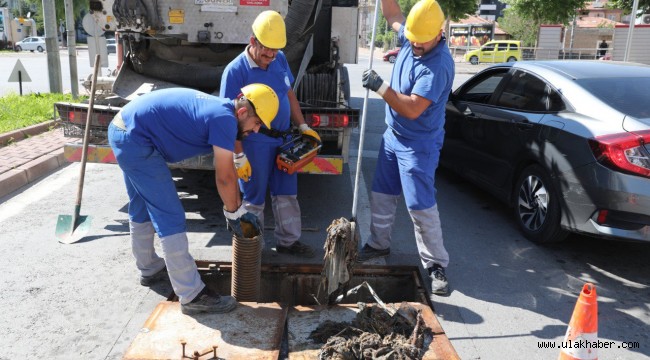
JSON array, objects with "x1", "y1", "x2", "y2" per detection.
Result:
[
  {"x1": 623, "y1": 0, "x2": 640, "y2": 62},
  {"x1": 64, "y1": 0, "x2": 79, "y2": 97}
]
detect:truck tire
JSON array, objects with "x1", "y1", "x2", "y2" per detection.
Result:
[{"x1": 340, "y1": 66, "x2": 350, "y2": 103}]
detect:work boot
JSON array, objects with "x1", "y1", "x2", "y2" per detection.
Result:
[
  {"x1": 356, "y1": 244, "x2": 390, "y2": 263},
  {"x1": 181, "y1": 287, "x2": 237, "y2": 315},
  {"x1": 139, "y1": 267, "x2": 169, "y2": 287},
  {"x1": 429, "y1": 264, "x2": 449, "y2": 296},
  {"x1": 276, "y1": 241, "x2": 315, "y2": 258}
]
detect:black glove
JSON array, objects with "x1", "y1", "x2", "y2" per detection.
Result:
[
  {"x1": 224, "y1": 206, "x2": 262, "y2": 238},
  {"x1": 362, "y1": 69, "x2": 384, "y2": 92}
]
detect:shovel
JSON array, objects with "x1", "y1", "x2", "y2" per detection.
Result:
[
  {"x1": 56, "y1": 54, "x2": 101, "y2": 244},
  {"x1": 321, "y1": 4, "x2": 382, "y2": 304}
]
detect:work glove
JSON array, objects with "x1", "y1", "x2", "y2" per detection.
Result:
[
  {"x1": 223, "y1": 205, "x2": 262, "y2": 238},
  {"x1": 362, "y1": 69, "x2": 390, "y2": 96},
  {"x1": 298, "y1": 124, "x2": 322, "y2": 147},
  {"x1": 233, "y1": 152, "x2": 251, "y2": 182}
]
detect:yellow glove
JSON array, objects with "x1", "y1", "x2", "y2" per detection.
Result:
[
  {"x1": 233, "y1": 152, "x2": 251, "y2": 182},
  {"x1": 299, "y1": 124, "x2": 322, "y2": 146}
]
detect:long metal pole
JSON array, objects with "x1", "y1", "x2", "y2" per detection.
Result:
[
  {"x1": 64, "y1": 0, "x2": 79, "y2": 97},
  {"x1": 351, "y1": 0, "x2": 381, "y2": 221},
  {"x1": 624, "y1": 0, "x2": 640, "y2": 62}
]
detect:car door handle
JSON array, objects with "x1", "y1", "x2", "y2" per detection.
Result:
[{"x1": 512, "y1": 119, "x2": 533, "y2": 129}]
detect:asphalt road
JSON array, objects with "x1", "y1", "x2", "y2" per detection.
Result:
[{"x1": 0, "y1": 50, "x2": 648, "y2": 359}]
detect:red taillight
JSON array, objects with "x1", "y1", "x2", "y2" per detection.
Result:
[
  {"x1": 310, "y1": 114, "x2": 321, "y2": 127},
  {"x1": 596, "y1": 209, "x2": 608, "y2": 224},
  {"x1": 589, "y1": 130, "x2": 650, "y2": 178},
  {"x1": 308, "y1": 114, "x2": 349, "y2": 128}
]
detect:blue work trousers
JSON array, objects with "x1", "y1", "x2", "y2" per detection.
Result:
[{"x1": 108, "y1": 123, "x2": 186, "y2": 237}]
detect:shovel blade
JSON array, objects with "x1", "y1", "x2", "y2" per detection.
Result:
[{"x1": 55, "y1": 214, "x2": 92, "y2": 244}]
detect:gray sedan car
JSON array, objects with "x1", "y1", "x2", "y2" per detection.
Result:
[{"x1": 442, "y1": 60, "x2": 650, "y2": 243}]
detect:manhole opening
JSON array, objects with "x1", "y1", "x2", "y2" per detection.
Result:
[{"x1": 194, "y1": 261, "x2": 431, "y2": 306}]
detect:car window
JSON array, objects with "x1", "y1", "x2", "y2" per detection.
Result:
[
  {"x1": 495, "y1": 70, "x2": 564, "y2": 112},
  {"x1": 482, "y1": 44, "x2": 495, "y2": 52},
  {"x1": 510, "y1": 43, "x2": 519, "y2": 50},
  {"x1": 576, "y1": 77, "x2": 650, "y2": 118},
  {"x1": 457, "y1": 69, "x2": 509, "y2": 104},
  {"x1": 497, "y1": 43, "x2": 508, "y2": 51}
]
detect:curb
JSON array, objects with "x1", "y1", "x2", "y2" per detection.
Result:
[
  {"x1": 0, "y1": 121, "x2": 67, "y2": 199},
  {"x1": 0, "y1": 148, "x2": 66, "y2": 198},
  {"x1": 0, "y1": 120, "x2": 60, "y2": 147}
]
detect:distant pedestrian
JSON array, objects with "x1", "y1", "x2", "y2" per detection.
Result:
[{"x1": 598, "y1": 40, "x2": 608, "y2": 58}]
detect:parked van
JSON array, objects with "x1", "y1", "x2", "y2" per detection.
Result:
[{"x1": 465, "y1": 40, "x2": 522, "y2": 65}]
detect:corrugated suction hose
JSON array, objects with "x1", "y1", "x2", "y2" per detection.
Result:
[{"x1": 231, "y1": 220, "x2": 263, "y2": 302}]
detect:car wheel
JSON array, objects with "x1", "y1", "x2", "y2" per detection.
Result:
[
  {"x1": 389, "y1": 55, "x2": 396, "y2": 63},
  {"x1": 507, "y1": 56, "x2": 517, "y2": 62},
  {"x1": 470, "y1": 56, "x2": 479, "y2": 65},
  {"x1": 15, "y1": 46, "x2": 22, "y2": 52},
  {"x1": 513, "y1": 164, "x2": 568, "y2": 244},
  {"x1": 37, "y1": 46, "x2": 44, "y2": 52}
]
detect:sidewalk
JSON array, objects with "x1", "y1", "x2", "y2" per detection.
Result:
[{"x1": 0, "y1": 122, "x2": 70, "y2": 198}]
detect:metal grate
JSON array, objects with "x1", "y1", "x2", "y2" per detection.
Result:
[{"x1": 55, "y1": 102, "x2": 119, "y2": 140}]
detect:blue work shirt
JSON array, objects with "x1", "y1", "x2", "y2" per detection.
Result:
[
  {"x1": 219, "y1": 47, "x2": 294, "y2": 142},
  {"x1": 388, "y1": 25, "x2": 455, "y2": 141},
  {"x1": 118, "y1": 88, "x2": 238, "y2": 162}
]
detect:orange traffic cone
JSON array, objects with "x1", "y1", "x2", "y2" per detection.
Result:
[{"x1": 558, "y1": 283, "x2": 598, "y2": 360}]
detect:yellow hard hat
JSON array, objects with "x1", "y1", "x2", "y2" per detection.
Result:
[
  {"x1": 251, "y1": 10, "x2": 286, "y2": 49},
  {"x1": 241, "y1": 83, "x2": 279, "y2": 128},
  {"x1": 404, "y1": 0, "x2": 445, "y2": 43}
]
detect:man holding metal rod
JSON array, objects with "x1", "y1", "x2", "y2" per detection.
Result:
[{"x1": 357, "y1": 0, "x2": 455, "y2": 296}]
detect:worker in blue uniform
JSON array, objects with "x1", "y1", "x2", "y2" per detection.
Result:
[
  {"x1": 357, "y1": 0, "x2": 455, "y2": 296},
  {"x1": 108, "y1": 84, "x2": 279, "y2": 314},
  {"x1": 220, "y1": 10, "x2": 321, "y2": 258}
]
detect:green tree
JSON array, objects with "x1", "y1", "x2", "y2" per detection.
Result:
[
  {"x1": 439, "y1": 0, "x2": 477, "y2": 36},
  {"x1": 22, "y1": 0, "x2": 87, "y2": 34},
  {"x1": 608, "y1": 0, "x2": 650, "y2": 17},
  {"x1": 439, "y1": 0, "x2": 477, "y2": 21},
  {"x1": 373, "y1": 0, "x2": 475, "y2": 48},
  {"x1": 497, "y1": 8, "x2": 538, "y2": 46},
  {"x1": 502, "y1": 0, "x2": 589, "y2": 25}
]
